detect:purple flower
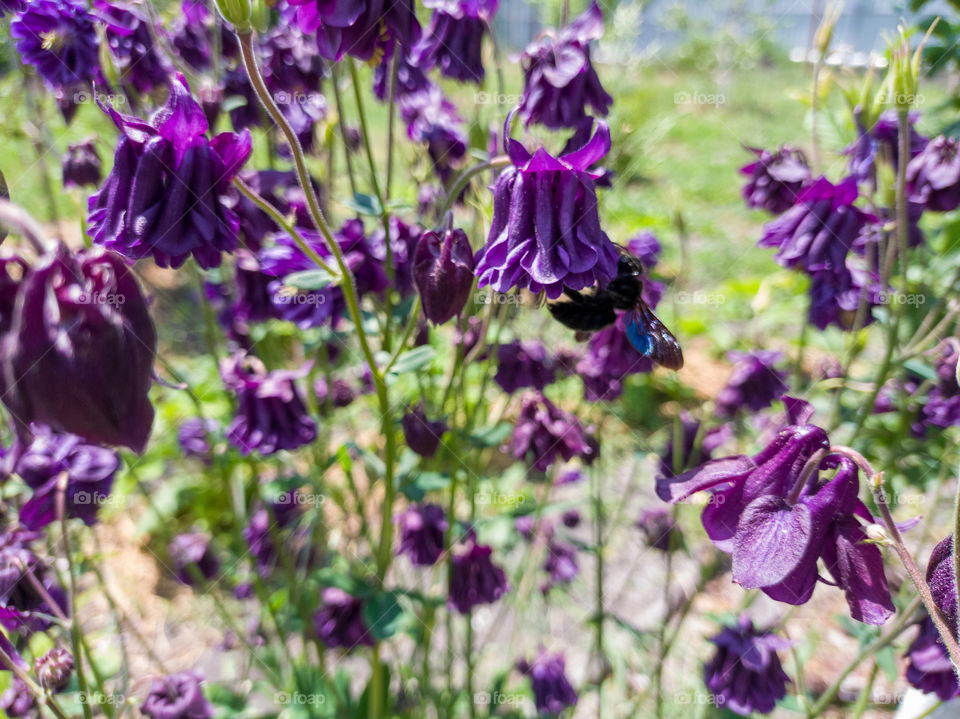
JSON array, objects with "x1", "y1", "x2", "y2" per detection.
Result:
[
  {"x1": 703, "y1": 616, "x2": 790, "y2": 715},
  {"x1": 373, "y1": 41, "x2": 430, "y2": 101},
  {"x1": 141, "y1": 672, "x2": 213, "y2": 719},
  {"x1": 494, "y1": 341, "x2": 556, "y2": 393},
  {"x1": 626, "y1": 230, "x2": 661, "y2": 269},
  {"x1": 413, "y1": 227, "x2": 475, "y2": 325},
  {"x1": 177, "y1": 418, "x2": 218, "y2": 460},
  {"x1": 169, "y1": 13, "x2": 212, "y2": 71},
  {"x1": 0, "y1": 1, "x2": 24, "y2": 16},
  {"x1": 740, "y1": 145, "x2": 811, "y2": 214},
  {"x1": 371, "y1": 217, "x2": 423, "y2": 297},
  {"x1": 927, "y1": 535, "x2": 958, "y2": 629},
  {"x1": 412, "y1": 0, "x2": 498, "y2": 84},
  {"x1": 313, "y1": 587, "x2": 374, "y2": 648},
  {"x1": 287, "y1": 0, "x2": 421, "y2": 63},
  {"x1": 220, "y1": 354, "x2": 317, "y2": 455},
  {"x1": 715, "y1": 350, "x2": 788, "y2": 418},
  {"x1": 847, "y1": 109, "x2": 927, "y2": 185},
  {"x1": 169, "y1": 532, "x2": 219, "y2": 585},
  {"x1": 14, "y1": 428, "x2": 119, "y2": 530},
  {"x1": 510, "y1": 392, "x2": 592, "y2": 472},
  {"x1": 396, "y1": 503, "x2": 447, "y2": 565},
  {"x1": 476, "y1": 118, "x2": 619, "y2": 299},
  {"x1": 921, "y1": 340, "x2": 960, "y2": 430},
  {"x1": 636, "y1": 507, "x2": 680, "y2": 552},
  {"x1": 542, "y1": 539, "x2": 579, "y2": 591},
  {"x1": 0, "y1": 528, "x2": 67, "y2": 633},
  {"x1": 11, "y1": 0, "x2": 99, "y2": 88},
  {"x1": 518, "y1": 650, "x2": 578, "y2": 715},
  {"x1": 35, "y1": 647, "x2": 73, "y2": 693},
  {"x1": 400, "y1": 86, "x2": 468, "y2": 182},
  {"x1": 0, "y1": 678, "x2": 35, "y2": 718},
  {"x1": 88, "y1": 75, "x2": 253, "y2": 269},
  {"x1": 658, "y1": 414, "x2": 731, "y2": 478},
  {"x1": 516, "y1": 1, "x2": 612, "y2": 129},
  {"x1": 95, "y1": 1, "x2": 171, "y2": 93},
  {"x1": 907, "y1": 135, "x2": 960, "y2": 211},
  {"x1": 448, "y1": 534, "x2": 507, "y2": 613},
  {"x1": 807, "y1": 260, "x2": 881, "y2": 331},
  {"x1": 232, "y1": 169, "x2": 318, "y2": 250},
  {"x1": 561, "y1": 509, "x2": 580, "y2": 527},
  {"x1": 905, "y1": 616, "x2": 960, "y2": 701},
  {"x1": 0, "y1": 245, "x2": 157, "y2": 453},
  {"x1": 62, "y1": 139, "x2": 101, "y2": 188},
  {"x1": 315, "y1": 377, "x2": 356, "y2": 411},
  {"x1": 261, "y1": 24, "x2": 324, "y2": 100},
  {"x1": 402, "y1": 406, "x2": 447, "y2": 458},
  {"x1": 575, "y1": 313, "x2": 654, "y2": 401}
]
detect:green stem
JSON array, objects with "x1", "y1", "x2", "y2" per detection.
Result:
[
  {"x1": 438, "y1": 157, "x2": 511, "y2": 219},
  {"x1": 850, "y1": 662, "x2": 878, "y2": 719},
  {"x1": 331, "y1": 65, "x2": 359, "y2": 199}
]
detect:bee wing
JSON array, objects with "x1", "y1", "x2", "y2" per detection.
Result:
[{"x1": 625, "y1": 303, "x2": 684, "y2": 370}]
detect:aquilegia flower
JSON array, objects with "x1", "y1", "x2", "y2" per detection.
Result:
[
  {"x1": 313, "y1": 587, "x2": 374, "y2": 649},
  {"x1": 0, "y1": 1, "x2": 24, "y2": 16},
  {"x1": 905, "y1": 616, "x2": 960, "y2": 701},
  {"x1": 141, "y1": 672, "x2": 213, "y2": 719},
  {"x1": 413, "y1": 227, "x2": 475, "y2": 325},
  {"x1": 715, "y1": 350, "x2": 789, "y2": 418},
  {"x1": 806, "y1": 259, "x2": 881, "y2": 332},
  {"x1": 412, "y1": 0, "x2": 498, "y2": 84},
  {"x1": 400, "y1": 86, "x2": 468, "y2": 182},
  {"x1": 576, "y1": 313, "x2": 653, "y2": 401},
  {"x1": 542, "y1": 539, "x2": 579, "y2": 592},
  {"x1": 0, "y1": 528, "x2": 68, "y2": 633},
  {"x1": 11, "y1": 0, "x2": 100, "y2": 88},
  {"x1": 402, "y1": 406, "x2": 447, "y2": 458},
  {"x1": 0, "y1": 678, "x2": 35, "y2": 718},
  {"x1": 703, "y1": 616, "x2": 790, "y2": 716},
  {"x1": 919, "y1": 340, "x2": 960, "y2": 431},
  {"x1": 0, "y1": 244, "x2": 157, "y2": 453},
  {"x1": 169, "y1": 532, "x2": 219, "y2": 585},
  {"x1": 177, "y1": 417, "x2": 218, "y2": 461},
  {"x1": 494, "y1": 341, "x2": 556, "y2": 393},
  {"x1": 448, "y1": 534, "x2": 507, "y2": 613},
  {"x1": 927, "y1": 535, "x2": 958, "y2": 629},
  {"x1": 95, "y1": 0, "x2": 171, "y2": 94},
  {"x1": 35, "y1": 647, "x2": 73, "y2": 693},
  {"x1": 516, "y1": 1, "x2": 612, "y2": 129},
  {"x1": 287, "y1": 0, "x2": 421, "y2": 63},
  {"x1": 62, "y1": 139, "x2": 101, "y2": 188},
  {"x1": 517, "y1": 650, "x2": 578, "y2": 715},
  {"x1": 907, "y1": 135, "x2": 960, "y2": 212},
  {"x1": 220, "y1": 353, "x2": 317, "y2": 455},
  {"x1": 510, "y1": 392, "x2": 592, "y2": 472},
  {"x1": 396, "y1": 503, "x2": 447, "y2": 566},
  {"x1": 626, "y1": 230, "x2": 661, "y2": 269},
  {"x1": 740, "y1": 145, "x2": 811, "y2": 214},
  {"x1": 846, "y1": 109, "x2": 927, "y2": 185},
  {"x1": 88, "y1": 74, "x2": 252, "y2": 269},
  {"x1": 373, "y1": 40, "x2": 430, "y2": 101},
  {"x1": 476, "y1": 118, "x2": 619, "y2": 298}
]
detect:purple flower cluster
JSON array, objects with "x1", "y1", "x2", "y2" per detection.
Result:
[
  {"x1": 396, "y1": 503, "x2": 447, "y2": 566},
  {"x1": 412, "y1": 0, "x2": 498, "y2": 84},
  {"x1": 448, "y1": 534, "x2": 507, "y2": 613},
  {"x1": 510, "y1": 392, "x2": 592, "y2": 472},
  {"x1": 313, "y1": 587, "x2": 374, "y2": 648},
  {"x1": 905, "y1": 616, "x2": 960, "y2": 701},
  {"x1": 740, "y1": 145, "x2": 811, "y2": 214},
  {"x1": 11, "y1": 0, "x2": 99, "y2": 88},
  {"x1": 287, "y1": 0, "x2": 421, "y2": 63}
]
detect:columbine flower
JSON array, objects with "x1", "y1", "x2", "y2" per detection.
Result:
[
  {"x1": 141, "y1": 672, "x2": 213, "y2": 719},
  {"x1": 0, "y1": 1, "x2": 24, "y2": 16},
  {"x1": 574, "y1": 314, "x2": 654, "y2": 401},
  {"x1": 412, "y1": 0, "x2": 498, "y2": 84},
  {"x1": 14, "y1": 428, "x2": 119, "y2": 530},
  {"x1": 402, "y1": 406, "x2": 447, "y2": 458},
  {"x1": 413, "y1": 227, "x2": 475, "y2": 325},
  {"x1": 542, "y1": 539, "x2": 579, "y2": 591},
  {"x1": 287, "y1": 0, "x2": 421, "y2": 63},
  {"x1": 517, "y1": 650, "x2": 578, "y2": 715},
  {"x1": 0, "y1": 528, "x2": 68, "y2": 633},
  {"x1": 516, "y1": 1, "x2": 612, "y2": 129},
  {"x1": 703, "y1": 616, "x2": 790, "y2": 716},
  {"x1": 0, "y1": 245, "x2": 157, "y2": 453},
  {"x1": 169, "y1": 532, "x2": 219, "y2": 585},
  {"x1": 494, "y1": 341, "x2": 556, "y2": 393},
  {"x1": 927, "y1": 535, "x2": 958, "y2": 628},
  {"x1": 177, "y1": 417, "x2": 218, "y2": 461},
  {"x1": 315, "y1": 377, "x2": 356, "y2": 412},
  {"x1": 371, "y1": 217, "x2": 422, "y2": 297},
  {"x1": 807, "y1": 260, "x2": 881, "y2": 331},
  {"x1": 740, "y1": 145, "x2": 811, "y2": 214},
  {"x1": 476, "y1": 118, "x2": 619, "y2": 298},
  {"x1": 626, "y1": 230, "x2": 661, "y2": 269},
  {"x1": 242, "y1": 500, "x2": 302, "y2": 573},
  {"x1": 907, "y1": 135, "x2": 960, "y2": 211},
  {"x1": 396, "y1": 503, "x2": 447, "y2": 566},
  {"x1": 220, "y1": 354, "x2": 317, "y2": 455},
  {"x1": 373, "y1": 40, "x2": 430, "y2": 101},
  {"x1": 35, "y1": 647, "x2": 73, "y2": 693},
  {"x1": 847, "y1": 109, "x2": 927, "y2": 185},
  {"x1": 510, "y1": 392, "x2": 591, "y2": 472},
  {"x1": 920, "y1": 340, "x2": 960, "y2": 430},
  {"x1": 313, "y1": 588, "x2": 374, "y2": 649},
  {"x1": 715, "y1": 350, "x2": 789, "y2": 418},
  {"x1": 0, "y1": 678, "x2": 35, "y2": 718},
  {"x1": 11, "y1": 0, "x2": 99, "y2": 88},
  {"x1": 448, "y1": 534, "x2": 507, "y2": 613},
  {"x1": 400, "y1": 86, "x2": 468, "y2": 182},
  {"x1": 62, "y1": 139, "x2": 101, "y2": 188},
  {"x1": 95, "y1": 1, "x2": 171, "y2": 93},
  {"x1": 88, "y1": 74, "x2": 252, "y2": 269},
  {"x1": 905, "y1": 616, "x2": 960, "y2": 701}
]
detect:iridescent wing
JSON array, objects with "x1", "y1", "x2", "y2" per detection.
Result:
[{"x1": 625, "y1": 302, "x2": 684, "y2": 370}]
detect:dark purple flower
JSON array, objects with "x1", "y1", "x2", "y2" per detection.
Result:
[
  {"x1": 494, "y1": 341, "x2": 556, "y2": 393},
  {"x1": 0, "y1": 1, "x2": 24, "y2": 16},
  {"x1": 169, "y1": 11, "x2": 212, "y2": 72},
  {"x1": 169, "y1": 532, "x2": 219, "y2": 585},
  {"x1": 141, "y1": 671, "x2": 213, "y2": 719},
  {"x1": 11, "y1": 0, "x2": 99, "y2": 88},
  {"x1": 0, "y1": 256, "x2": 27, "y2": 337},
  {"x1": 658, "y1": 414, "x2": 732, "y2": 478},
  {"x1": 402, "y1": 406, "x2": 447, "y2": 458},
  {"x1": 703, "y1": 616, "x2": 790, "y2": 715},
  {"x1": 715, "y1": 350, "x2": 789, "y2": 418},
  {"x1": 0, "y1": 245, "x2": 157, "y2": 453},
  {"x1": 516, "y1": 1, "x2": 611, "y2": 129},
  {"x1": 927, "y1": 535, "x2": 958, "y2": 629},
  {"x1": 518, "y1": 650, "x2": 578, "y2": 715},
  {"x1": 313, "y1": 587, "x2": 374, "y2": 648},
  {"x1": 908, "y1": 135, "x2": 960, "y2": 211},
  {"x1": 287, "y1": 0, "x2": 421, "y2": 63},
  {"x1": 413, "y1": 227, "x2": 475, "y2": 325},
  {"x1": 371, "y1": 217, "x2": 422, "y2": 297},
  {"x1": 95, "y1": 1, "x2": 171, "y2": 93},
  {"x1": 906, "y1": 616, "x2": 960, "y2": 701},
  {"x1": 243, "y1": 502, "x2": 301, "y2": 573},
  {"x1": 561, "y1": 509, "x2": 580, "y2": 528},
  {"x1": 221, "y1": 354, "x2": 317, "y2": 455},
  {"x1": 476, "y1": 118, "x2": 619, "y2": 298},
  {"x1": 626, "y1": 230, "x2": 661, "y2": 269},
  {"x1": 0, "y1": 528, "x2": 67, "y2": 633},
  {"x1": 921, "y1": 340, "x2": 960, "y2": 430},
  {"x1": 412, "y1": 0, "x2": 498, "y2": 84},
  {"x1": 448, "y1": 534, "x2": 507, "y2": 613},
  {"x1": 740, "y1": 145, "x2": 811, "y2": 214},
  {"x1": 542, "y1": 539, "x2": 579, "y2": 590},
  {"x1": 88, "y1": 75, "x2": 252, "y2": 269},
  {"x1": 261, "y1": 24, "x2": 324, "y2": 100},
  {"x1": 807, "y1": 260, "x2": 881, "y2": 332},
  {"x1": 636, "y1": 507, "x2": 680, "y2": 552},
  {"x1": 510, "y1": 392, "x2": 592, "y2": 472},
  {"x1": 847, "y1": 109, "x2": 927, "y2": 185},
  {"x1": 0, "y1": 678, "x2": 35, "y2": 718},
  {"x1": 315, "y1": 376, "x2": 356, "y2": 411},
  {"x1": 232, "y1": 169, "x2": 319, "y2": 250},
  {"x1": 335, "y1": 218, "x2": 390, "y2": 297},
  {"x1": 575, "y1": 313, "x2": 654, "y2": 401},
  {"x1": 177, "y1": 417, "x2": 218, "y2": 460},
  {"x1": 373, "y1": 41, "x2": 430, "y2": 101},
  {"x1": 396, "y1": 503, "x2": 447, "y2": 565},
  {"x1": 62, "y1": 139, "x2": 101, "y2": 188},
  {"x1": 35, "y1": 647, "x2": 73, "y2": 693},
  {"x1": 400, "y1": 86, "x2": 468, "y2": 182}
]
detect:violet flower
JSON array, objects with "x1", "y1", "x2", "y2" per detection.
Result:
[
  {"x1": 62, "y1": 139, "x2": 101, "y2": 188},
  {"x1": 510, "y1": 392, "x2": 592, "y2": 472},
  {"x1": 177, "y1": 417, "x2": 218, "y2": 460},
  {"x1": 400, "y1": 86, "x2": 468, "y2": 182},
  {"x1": 494, "y1": 341, "x2": 556, "y2": 393},
  {"x1": 35, "y1": 647, "x2": 73, "y2": 693},
  {"x1": 542, "y1": 539, "x2": 579, "y2": 591},
  {"x1": 412, "y1": 0, "x2": 498, "y2": 84},
  {"x1": 636, "y1": 507, "x2": 681, "y2": 552},
  {"x1": 927, "y1": 535, "x2": 958, "y2": 628},
  {"x1": 11, "y1": 0, "x2": 100, "y2": 88},
  {"x1": 169, "y1": 532, "x2": 220, "y2": 585},
  {"x1": 287, "y1": 0, "x2": 421, "y2": 63},
  {"x1": 517, "y1": 650, "x2": 578, "y2": 715},
  {"x1": 740, "y1": 145, "x2": 811, "y2": 214},
  {"x1": 575, "y1": 313, "x2": 654, "y2": 401},
  {"x1": 0, "y1": 678, "x2": 35, "y2": 718},
  {"x1": 141, "y1": 672, "x2": 213, "y2": 719},
  {"x1": 905, "y1": 616, "x2": 960, "y2": 701},
  {"x1": 95, "y1": 1, "x2": 171, "y2": 94},
  {"x1": 448, "y1": 534, "x2": 507, "y2": 613},
  {"x1": 715, "y1": 350, "x2": 789, "y2": 418},
  {"x1": 402, "y1": 406, "x2": 447, "y2": 458},
  {"x1": 373, "y1": 41, "x2": 430, "y2": 101},
  {"x1": 371, "y1": 217, "x2": 422, "y2": 297},
  {"x1": 907, "y1": 135, "x2": 960, "y2": 211},
  {"x1": 626, "y1": 230, "x2": 661, "y2": 269},
  {"x1": 413, "y1": 227, "x2": 475, "y2": 325},
  {"x1": 313, "y1": 587, "x2": 374, "y2": 648},
  {"x1": 396, "y1": 503, "x2": 447, "y2": 566},
  {"x1": 807, "y1": 259, "x2": 881, "y2": 332}
]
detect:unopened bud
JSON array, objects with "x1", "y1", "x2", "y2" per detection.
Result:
[
  {"x1": 215, "y1": 0, "x2": 252, "y2": 31},
  {"x1": 35, "y1": 647, "x2": 73, "y2": 693},
  {"x1": 864, "y1": 523, "x2": 890, "y2": 544}
]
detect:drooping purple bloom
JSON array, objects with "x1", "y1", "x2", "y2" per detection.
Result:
[
  {"x1": 141, "y1": 672, "x2": 213, "y2": 719},
  {"x1": 396, "y1": 503, "x2": 447, "y2": 566},
  {"x1": 0, "y1": 678, "x2": 35, "y2": 718},
  {"x1": 169, "y1": 12, "x2": 212, "y2": 71},
  {"x1": 169, "y1": 532, "x2": 220, "y2": 585},
  {"x1": 510, "y1": 392, "x2": 592, "y2": 472},
  {"x1": 257, "y1": 232, "x2": 342, "y2": 329},
  {"x1": 402, "y1": 406, "x2": 447, "y2": 458},
  {"x1": 0, "y1": 528, "x2": 68, "y2": 633},
  {"x1": 14, "y1": 427, "x2": 119, "y2": 530},
  {"x1": 715, "y1": 350, "x2": 789, "y2": 418},
  {"x1": 518, "y1": 650, "x2": 578, "y2": 715},
  {"x1": 334, "y1": 218, "x2": 390, "y2": 297},
  {"x1": 658, "y1": 414, "x2": 731, "y2": 478},
  {"x1": 413, "y1": 227, "x2": 475, "y2": 325},
  {"x1": 0, "y1": 245, "x2": 157, "y2": 453},
  {"x1": 921, "y1": 340, "x2": 960, "y2": 430},
  {"x1": 95, "y1": 1, "x2": 171, "y2": 93},
  {"x1": 807, "y1": 260, "x2": 881, "y2": 332},
  {"x1": 740, "y1": 145, "x2": 811, "y2": 214},
  {"x1": 412, "y1": 0, "x2": 498, "y2": 84},
  {"x1": 927, "y1": 535, "x2": 958, "y2": 629},
  {"x1": 400, "y1": 86, "x2": 468, "y2": 182},
  {"x1": 177, "y1": 417, "x2": 218, "y2": 460},
  {"x1": 576, "y1": 313, "x2": 653, "y2": 401},
  {"x1": 626, "y1": 230, "x2": 661, "y2": 269},
  {"x1": 35, "y1": 647, "x2": 73, "y2": 693},
  {"x1": 287, "y1": 0, "x2": 421, "y2": 63},
  {"x1": 313, "y1": 587, "x2": 374, "y2": 648},
  {"x1": 494, "y1": 341, "x2": 556, "y2": 393},
  {"x1": 846, "y1": 109, "x2": 927, "y2": 185},
  {"x1": 636, "y1": 507, "x2": 681, "y2": 552},
  {"x1": 907, "y1": 135, "x2": 960, "y2": 211},
  {"x1": 11, "y1": 0, "x2": 100, "y2": 88},
  {"x1": 703, "y1": 616, "x2": 790, "y2": 716},
  {"x1": 905, "y1": 616, "x2": 960, "y2": 701},
  {"x1": 242, "y1": 501, "x2": 303, "y2": 573},
  {"x1": 476, "y1": 118, "x2": 619, "y2": 299},
  {"x1": 88, "y1": 75, "x2": 253, "y2": 269},
  {"x1": 373, "y1": 40, "x2": 430, "y2": 101},
  {"x1": 261, "y1": 24, "x2": 324, "y2": 100},
  {"x1": 315, "y1": 377, "x2": 356, "y2": 412},
  {"x1": 516, "y1": 1, "x2": 612, "y2": 129},
  {"x1": 448, "y1": 534, "x2": 507, "y2": 613},
  {"x1": 232, "y1": 169, "x2": 319, "y2": 250},
  {"x1": 0, "y1": 1, "x2": 24, "y2": 16},
  {"x1": 220, "y1": 354, "x2": 317, "y2": 455},
  {"x1": 62, "y1": 139, "x2": 101, "y2": 188}
]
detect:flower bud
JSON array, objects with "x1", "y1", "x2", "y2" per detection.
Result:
[
  {"x1": 214, "y1": 0, "x2": 252, "y2": 31},
  {"x1": 413, "y1": 228, "x2": 475, "y2": 325},
  {"x1": 35, "y1": 647, "x2": 73, "y2": 693},
  {"x1": 402, "y1": 406, "x2": 447, "y2": 458}
]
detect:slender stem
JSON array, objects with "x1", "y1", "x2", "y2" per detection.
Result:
[
  {"x1": 811, "y1": 58, "x2": 822, "y2": 173},
  {"x1": 954, "y1": 464, "x2": 960, "y2": 642},
  {"x1": 850, "y1": 662, "x2": 878, "y2": 719},
  {"x1": 439, "y1": 157, "x2": 510, "y2": 219},
  {"x1": 385, "y1": 52, "x2": 399, "y2": 201},
  {"x1": 592, "y1": 464, "x2": 605, "y2": 719},
  {"x1": 330, "y1": 65, "x2": 359, "y2": 199},
  {"x1": 383, "y1": 298, "x2": 423, "y2": 373}
]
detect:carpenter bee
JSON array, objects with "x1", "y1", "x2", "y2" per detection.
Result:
[{"x1": 548, "y1": 248, "x2": 684, "y2": 370}]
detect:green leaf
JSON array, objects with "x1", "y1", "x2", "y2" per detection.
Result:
[
  {"x1": 400, "y1": 471, "x2": 451, "y2": 500},
  {"x1": 343, "y1": 192, "x2": 383, "y2": 216},
  {"x1": 283, "y1": 268, "x2": 339, "y2": 291},
  {"x1": 389, "y1": 346, "x2": 436, "y2": 374},
  {"x1": 467, "y1": 422, "x2": 513, "y2": 448},
  {"x1": 363, "y1": 592, "x2": 406, "y2": 640},
  {"x1": 875, "y1": 646, "x2": 898, "y2": 683}
]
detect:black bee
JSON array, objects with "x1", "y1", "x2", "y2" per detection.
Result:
[{"x1": 548, "y1": 249, "x2": 684, "y2": 370}]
